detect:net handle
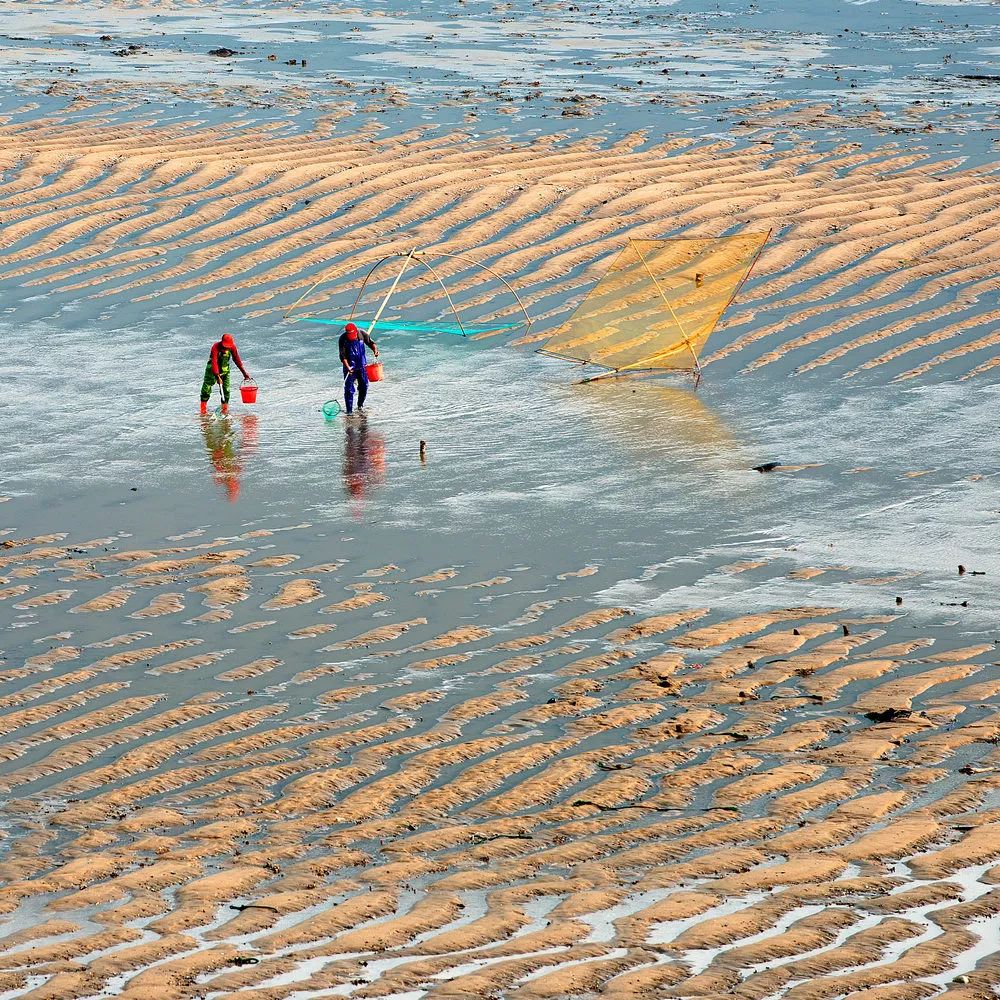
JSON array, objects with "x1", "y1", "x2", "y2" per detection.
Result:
[
  {"x1": 283, "y1": 246, "x2": 534, "y2": 335},
  {"x1": 367, "y1": 250, "x2": 415, "y2": 331}
]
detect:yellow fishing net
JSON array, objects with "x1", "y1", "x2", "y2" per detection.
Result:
[{"x1": 541, "y1": 233, "x2": 769, "y2": 371}]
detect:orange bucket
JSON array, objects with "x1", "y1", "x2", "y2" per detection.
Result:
[
  {"x1": 239, "y1": 379, "x2": 258, "y2": 404},
  {"x1": 365, "y1": 362, "x2": 383, "y2": 382}
]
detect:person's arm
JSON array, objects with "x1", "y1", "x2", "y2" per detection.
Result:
[
  {"x1": 339, "y1": 336, "x2": 352, "y2": 372},
  {"x1": 363, "y1": 331, "x2": 379, "y2": 357},
  {"x1": 211, "y1": 343, "x2": 222, "y2": 382},
  {"x1": 230, "y1": 345, "x2": 250, "y2": 380}
]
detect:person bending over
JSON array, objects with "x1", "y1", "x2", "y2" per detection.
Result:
[
  {"x1": 200, "y1": 333, "x2": 250, "y2": 415},
  {"x1": 339, "y1": 322, "x2": 378, "y2": 414}
]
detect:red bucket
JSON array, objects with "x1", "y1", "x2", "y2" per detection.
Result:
[
  {"x1": 239, "y1": 379, "x2": 258, "y2": 404},
  {"x1": 365, "y1": 362, "x2": 384, "y2": 383}
]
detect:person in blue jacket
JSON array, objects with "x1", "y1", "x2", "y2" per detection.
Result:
[{"x1": 339, "y1": 322, "x2": 379, "y2": 414}]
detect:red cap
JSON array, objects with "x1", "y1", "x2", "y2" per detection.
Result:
[
  {"x1": 221, "y1": 333, "x2": 235, "y2": 348},
  {"x1": 345, "y1": 323, "x2": 359, "y2": 340}
]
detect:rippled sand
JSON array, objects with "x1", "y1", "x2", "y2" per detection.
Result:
[
  {"x1": 1, "y1": 519, "x2": 998, "y2": 998},
  {"x1": 0, "y1": 113, "x2": 997, "y2": 379},
  {"x1": 2, "y1": 1, "x2": 999, "y2": 995}
]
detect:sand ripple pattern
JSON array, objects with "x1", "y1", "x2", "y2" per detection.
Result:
[
  {"x1": 1, "y1": 521, "x2": 999, "y2": 997},
  {"x1": 0, "y1": 117, "x2": 998, "y2": 380}
]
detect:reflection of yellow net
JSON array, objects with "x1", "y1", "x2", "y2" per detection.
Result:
[{"x1": 542, "y1": 233, "x2": 769, "y2": 371}]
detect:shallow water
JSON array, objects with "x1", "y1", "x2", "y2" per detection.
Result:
[{"x1": 4, "y1": 318, "x2": 997, "y2": 622}]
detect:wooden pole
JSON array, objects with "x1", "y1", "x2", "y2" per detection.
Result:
[{"x1": 367, "y1": 250, "x2": 414, "y2": 332}]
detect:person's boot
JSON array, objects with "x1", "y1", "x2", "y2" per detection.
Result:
[
  {"x1": 200, "y1": 401, "x2": 208, "y2": 415},
  {"x1": 221, "y1": 402, "x2": 229, "y2": 416}
]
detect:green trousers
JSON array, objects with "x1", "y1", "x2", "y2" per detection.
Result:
[{"x1": 201, "y1": 364, "x2": 230, "y2": 403}]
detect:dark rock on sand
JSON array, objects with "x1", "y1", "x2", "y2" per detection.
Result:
[{"x1": 865, "y1": 708, "x2": 912, "y2": 724}]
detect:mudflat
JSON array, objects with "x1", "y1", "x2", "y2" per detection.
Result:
[{"x1": 1, "y1": 0, "x2": 998, "y2": 997}]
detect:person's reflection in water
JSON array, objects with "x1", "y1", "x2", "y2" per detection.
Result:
[
  {"x1": 199, "y1": 412, "x2": 258, "y2": 502},
  {"x1": 342, "y1": 415, "x2": 386, "y2": 518}
]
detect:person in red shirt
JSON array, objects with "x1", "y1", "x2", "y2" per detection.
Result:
[{"x1": 200, "y1": 333, "x2": 250, "y2": 415}]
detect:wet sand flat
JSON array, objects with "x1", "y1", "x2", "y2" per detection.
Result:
[
  {"x1": 2, "y1": 0, "x2": 999, "y2": 996},
  {"x1": 0, "y1": 514, "x2": 998, "y2": 999}
]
